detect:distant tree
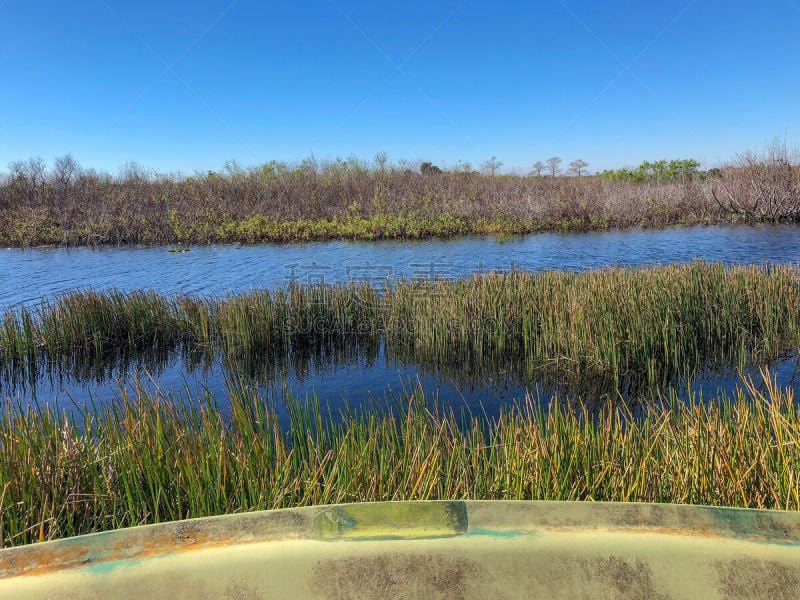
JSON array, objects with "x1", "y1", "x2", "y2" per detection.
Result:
[
  {"x1": 374, "y1": 151, "x2": 389, "y2": 172},
  {"x1": 546, "y1": 156, "x2": 562, "y2": 177},
  {"x1": 455, "y1": 160, "x2": 473, "y2": 174},
  {"x1": 8, "y1": 156, "x2": 46, "y2": 185},
  {"x1": 54, "y1": 154, "x2": 80, "y2": 188},
  {"x1": 531, "y1": 161, "x2": 546, "y2": 177},
  {"x1": 668, "y1": 159, "x2": 701, "y2": 183},
  {"x1": 599, "y1": 158, "x2": 701, "y2": 184},
  {"x1": 345, "y1": 154, "x2": 368, "y2": 174},
  {"x1": 52, "y1": 154, "x2": 81, "y2": 242},
  {"x1": 420, "y1": 161, "x2": 442, "y2": 175},
  {"x1": 481, "y1": 156, "x2": 503, "y2": 176},
  {"x1": 7, "y1": 156, "x2": 46, "y2": 205},
  {"x1": 641, "y1": 160, "x2": 667, "y2": 182},
  {"x1": 711, "y1": 140, "x2": 799, "y2": 222},
  {"x1": 298, "y1": 155, "x2": 320, "y2": 175},
  {"x1": 568, "y1": 159, "x2": 589, "y2": 176},
  {"x1": 121, "y1": 160, "x2": 152, "y2": 182}
]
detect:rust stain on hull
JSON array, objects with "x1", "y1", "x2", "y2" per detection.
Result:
[{"x1": 0, "y1": 507, "x2": 313, "y2": 579}]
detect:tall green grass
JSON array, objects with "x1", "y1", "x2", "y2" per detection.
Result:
[
  {"x1": 2, "y1": 262, "x2": 799, "y2": 391},
  {"x1": 1, "y1": 372, "x2": 798, "y2": 547},
  {"x1": 386, "y1": 262, "x2": 800, "y2": 385}
]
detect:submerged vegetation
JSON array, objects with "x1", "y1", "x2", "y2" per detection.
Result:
[
  {"x1": 1, "y1": 142, "x2": 797, "y2": 246},
  {"x1": 1, "y1": 373, "x2": 799, "y2": 547},
  {"x1": 2, "y1": 262, "x2": 799, "y2": 393}
]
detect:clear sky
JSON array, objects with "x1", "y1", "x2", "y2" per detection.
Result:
[{"x1": 1, "y1": 1, "x2": 798, "y2": 174}]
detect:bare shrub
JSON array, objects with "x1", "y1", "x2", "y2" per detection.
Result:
[
  {"x1": 0, "y1": 149, "x2": 772, "y2": 246},
  {"x1": 712, "y1": 140, "x2": 800, "y2": 222}
]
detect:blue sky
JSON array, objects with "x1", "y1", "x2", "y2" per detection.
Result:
[{"x1": 0, "y1": 1, "x2": 798, "y2": 174}]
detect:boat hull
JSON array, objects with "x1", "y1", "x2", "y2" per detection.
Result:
[{"x1": 1, "y1": 501, "x2": 799, "y2": 599}]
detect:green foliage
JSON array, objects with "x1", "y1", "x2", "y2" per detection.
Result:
[
  {"x1": 1, "y1": 372, "x2": 799, "y2": 546},
  {"x1": 600, "y1": 159, "x2": 701, "y2": 183},
  {"x1": 419, "y1": 161, "x2": 442, "y2": 175}
]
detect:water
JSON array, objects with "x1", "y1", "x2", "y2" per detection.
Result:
[
  {"x1": 2, "y1": 225, "x2": 800, "y2": 414},
  {"x1": 3, "y1": 225, "x2": 799, "y2": 312}
]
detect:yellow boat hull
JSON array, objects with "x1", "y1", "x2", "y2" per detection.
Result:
[{"x1": 2, "y1": 501, "x2": 799, "y2": 599}]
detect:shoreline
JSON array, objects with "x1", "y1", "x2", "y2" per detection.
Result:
[{"x1": 0, "y1": 212, "x2": 736, "y2": 248}]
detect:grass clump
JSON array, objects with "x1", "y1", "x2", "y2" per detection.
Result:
[
  {"x1": 0, "y1": 372, "x2": 798, "y2": 547},
  {"x1": 2, "y1": 262, "x2": 799, "y2": 391}
]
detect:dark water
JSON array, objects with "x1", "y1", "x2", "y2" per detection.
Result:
[{"x1": 2, "y1": 225, "x2": 800, "y2": 414}]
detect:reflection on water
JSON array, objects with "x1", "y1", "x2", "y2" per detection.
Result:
[
  {"x1": 2, "y1": 225, "x2": 800, "y2": 414},
  {"x1": 4, "y1": 335, "x2": 799, "y2": 421}
]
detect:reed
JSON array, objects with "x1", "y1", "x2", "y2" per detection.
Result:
[
  {"x1": 2, "y1": 262, "x2": 798, "y2": 391},
  {"x1": 1, "y1": 372, "x2": 798, "y2": 547},
  {"x1": 386, "y1": 262, "x2": 800, "y2": 384}
]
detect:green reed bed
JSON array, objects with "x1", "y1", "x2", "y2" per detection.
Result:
[
  {"x1": 0, "y1": 373, "x2": 798, "y2": 547},
  {"x1": 0, "y1": 290, "x2": 188, "y2": 384},
  {"x1": 386, "y1": 262, "x2": 800, "y2": 383},
  {"x1": 0, "y1": 290, "x2": 184, "y2": 356},
  {"x1": 1, "y1": 262, "x2": 798, "y2": 389}
]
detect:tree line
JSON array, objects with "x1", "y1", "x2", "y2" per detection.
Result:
[{"x1": 0, "y1": 142, "x2": 797, "y2": 246}]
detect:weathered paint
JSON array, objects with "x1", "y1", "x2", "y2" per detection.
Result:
[
  {"x1": 314, "y1": 501, "x2": 468, "y2": 540},
  {"x1": 1, "y1": 501, "x2": 799, "y2": 599}
]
